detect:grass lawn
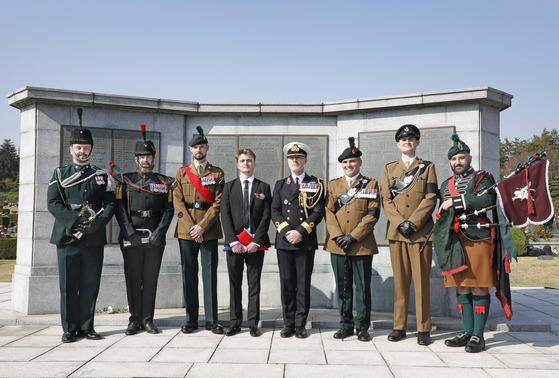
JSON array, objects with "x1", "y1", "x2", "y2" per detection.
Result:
[
  {"x1": 510, "y1": 256, "x2": 559, "y2": 289},
  {"x1": 0, "y1": 259, "x2": 16, "y2": 282}
]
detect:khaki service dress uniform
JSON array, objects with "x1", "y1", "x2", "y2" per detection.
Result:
[
  {"x1": 381, "y1": 158, "x2": 438, "y2": 332},
  {"x1": 173, "y1": 161, "x2": 224, "y2": 324},
  {"x1": 324, "y1": 174, "x2": 381, "y2": 331}
]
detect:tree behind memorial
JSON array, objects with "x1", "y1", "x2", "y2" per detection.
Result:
[{"x1": 0, "y1": 139, "x2": 19, "y2": 182}]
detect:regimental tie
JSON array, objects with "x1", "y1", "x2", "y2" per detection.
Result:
[
  {"x1": 243, "y1": 180, "x2": 250, "y2": 230},
  {"x1": 197, "y1": 165, "x2": 203, "y2": 176},
  {"x1": 405, "y1": 160, "x2": 410, "y2": 169}
]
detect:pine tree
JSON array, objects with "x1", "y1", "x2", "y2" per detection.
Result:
[{"x1": 0, "y1": 139, "x2": 19, "y2": 181}]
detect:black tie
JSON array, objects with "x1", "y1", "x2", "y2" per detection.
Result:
[
  {"x1": 243, "y1": 180, "x2": 250, "y2": 229},
  {"x1": 295, "y1": 177, "x2": 299, "y2": 186}
]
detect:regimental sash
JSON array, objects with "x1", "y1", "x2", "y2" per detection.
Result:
[
  {"x1": 496, "y1": 159, "x2": 554, "y2": 227},
  {"x1": 184, "y1": 166, "x2": 215, "y2": 206},
  {"x1": 390, "y1": 162, "x2": 431, "y2": 198}
]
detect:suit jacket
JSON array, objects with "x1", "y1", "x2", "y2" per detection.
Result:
[
  {"x1": 221, "y1": 177, "x2": 272, "y2": 247},
  {"x1": 114, "y1": 172, "x2": 174, "y2": 244},
  {"x1": 324, "y1": 174, "x2": 381, "y2": 256},
  {"x1": 47, "y1": 164, "x2": 116, "y2": 247},
  {"x1": 271, "y1": 173, "x2": 325, "y2": 251},
  {"x1": 381, "y1": 158, "x2": 438, "y2": 243},
  {"x1": 173, "y1": 162, "x2": 224, "y2": 240}
]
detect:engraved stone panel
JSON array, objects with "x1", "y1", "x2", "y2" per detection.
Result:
[
  {"x1": 359, "y1": 126, "x2": 455, "y2": 245},
  {"x1": 205, "y1": 135, "x2": 238, "y2": 182}
]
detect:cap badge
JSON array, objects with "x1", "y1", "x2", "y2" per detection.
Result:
[{"x1": 292, "y1": 144, "x2": 300, "y2": 152}]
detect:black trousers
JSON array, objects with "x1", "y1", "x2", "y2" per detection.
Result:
[
  {"x1": 226, "y1": 250, "x2": 265, "y2": 327},
  {"x1": 56, "y1": 242, "x2": 104, "y2": 333},
  {"x1": 121, "y1": 244, "x2": 164, "y2": 325},
  {"x1": 276, "y1": 248, "x2": 315, "y2": 327}
]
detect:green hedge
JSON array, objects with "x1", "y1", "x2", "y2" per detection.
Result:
[
  {"x1": 0, "y1": 238, "x2": 17, "y2": 259},
  {"x1": 511, "y1": 228, "x2": 527, "y2": 256}
]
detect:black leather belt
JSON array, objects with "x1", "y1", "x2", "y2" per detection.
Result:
[
  {"x1": 185, "y1": 201, "x2": 210, "y2": 210},
  {"x1": 130, "y1": 210, "x2": 161, "y2": 218}
]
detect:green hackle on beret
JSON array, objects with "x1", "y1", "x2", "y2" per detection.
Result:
[
  {"x1": 338, "y1": 136, "x2": 362, "y2": 162},
  {"x1": 448, "y1": 133, "x2": 470, "y2": 159},
  {"x1": 189, "y1": 126, "x2": 209, "y2": 146}
]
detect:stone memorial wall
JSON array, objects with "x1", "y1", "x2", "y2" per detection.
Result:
[{"x1": 8, "y1": 86, "x2": 512, "y2": 318}]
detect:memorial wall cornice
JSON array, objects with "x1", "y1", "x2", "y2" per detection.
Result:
[{"x1": 7, "y1": 86, "x2": 512, "y2": 116}]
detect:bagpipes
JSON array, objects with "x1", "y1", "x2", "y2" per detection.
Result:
[{"x1": 421, "y1": 151, "x2": 553, "y2": 254}]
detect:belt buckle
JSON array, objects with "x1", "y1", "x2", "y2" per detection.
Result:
[
  {"x1": 194, "y1": 203, "x2": 200, "y2": 209},
  {"x1": 141, "y1": 210, "x2": 152, "y2": 217}
]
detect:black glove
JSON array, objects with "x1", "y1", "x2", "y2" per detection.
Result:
[
  {"x1": 81, "y1": 219, "x2": 104, "y2": 235},
  {"x1": 127, "y1": 232, "x2": 143, "y2": 247},
  {"x1": 73, "y1": 217, "x2": 91, "y2": 232},
  {"x1": 397, "y1": 221, "x2": 416, "y2": 237},
  {"x1": 338, "y1": 235, "x2": 356, "y2": 252},
  {"x1": 334, "y1": 236, "x2": 345, "y2": 248},
  {"x1": 149, "y1": 232, "x2": 164, "y2": 246}
]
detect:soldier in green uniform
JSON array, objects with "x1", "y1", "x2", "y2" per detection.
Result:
[
  {"x1": 435, "y1": 134, "x2": 497, "y2": 353},
  {"x1": 173, "y1": 126, "x2": 225, "y2": 334},
  {"x1": 324, "y1": 137, "x2": 381, "y2": 342},
  {"x1": 381, "y1": 124, "x2": 438, "y2": 346},
  {"x1": 47, "y1": 108, "x2": 116, "y2": 343},
  {"x1": 114, "y1": 125, "x2": 174, "y2": 335}
]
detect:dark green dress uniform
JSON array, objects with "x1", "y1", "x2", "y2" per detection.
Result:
[
  {"x1": 47, "y1": 163, "x2": 116, "y2": 333},
  {"x1": 324, "y1": 174, "x2": 381, "y2": 333},
  {"x1": 114, "y1": 171, "x2": 174, "y2": 327}
]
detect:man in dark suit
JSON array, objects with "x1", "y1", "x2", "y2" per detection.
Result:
[
  {"x1": 114, "y1": 126, "x2": 174, "y2": 335},
  {"x1": 47, "y1": 108, "x2": 116, "y2": 343},
  {"x1": 271, "y1": 142, "x2": 325, "y2": 338},
  {"x1": 220, "y1": 148, "x2": 272, "y2": 337}
]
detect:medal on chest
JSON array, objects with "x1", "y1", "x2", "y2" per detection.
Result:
[
  {"x1": 355, "y1": 188, "x2": 377, "y2": 199},
  {"x1": 201, "y1": 175, "x2": 216, "y2": 186},
  {"x1": 95, "y1": 175, "x2": 105, "y2": 185},
  {"x1": 300, "y1": 182, "x2": 319, "y2": 193},
  {"x1": 149, "y1": 183, "x2": 168, "y2": 193}
]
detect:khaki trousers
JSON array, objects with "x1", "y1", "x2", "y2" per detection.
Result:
[{"x1": 389, "y1": 241, "x2": 432, "y2": 332}]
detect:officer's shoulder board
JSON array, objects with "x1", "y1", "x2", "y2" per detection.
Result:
[
  {"x1": 384, "y1": 160, "x2": 398, "y2": 169},
  {"x1": 361, "y1": 175, "x2": 374, "y2": 184}
]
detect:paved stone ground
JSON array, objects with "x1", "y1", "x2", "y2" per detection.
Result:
[{"x1": 1, "y1": 283, "x2": 559, "y2": 377}]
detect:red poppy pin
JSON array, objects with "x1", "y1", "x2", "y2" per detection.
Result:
[
  {"x1": 255, "y1": 193, "x2": 266, "y2": 199},
  {"x1": 109, "y1": 161, "x2": 115, "y2": 167},
  {"x1": 286, "y1": 178, "x2": 292, "y2": 184}
]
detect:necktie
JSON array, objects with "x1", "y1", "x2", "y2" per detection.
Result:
[
  {"x1": 243, "y1": 180, "x2": 250, "y2": 229},
  {"x1": 197, "y1": 164, "x2": 203, "y2": 176},
  {"x1": 405, "y1": 160, "x2": 410, "y2": 169},
  {"x1": 295, "y1": 177, "x2": 299, "y2": 186}
]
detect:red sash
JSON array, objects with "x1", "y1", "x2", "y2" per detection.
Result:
[{"x1": 184, "y1": 166, "x2": 215, "y2": 206}]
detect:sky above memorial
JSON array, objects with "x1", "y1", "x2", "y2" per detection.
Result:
[{"x1": 1, "y1": 0, "x2": 558, "y2": 147}]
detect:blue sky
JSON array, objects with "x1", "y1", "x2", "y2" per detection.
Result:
[{"x1": 1, "y1": 0, "x2": 558, "y2": 146}]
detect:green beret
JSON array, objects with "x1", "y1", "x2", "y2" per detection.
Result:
[
  {"x1": 448, "y1": 133, "x2": 470, "y2": 159},
  {"x1": 338, "y1": 137, "x2": 362, "y2": 162},
  {"x1": 395, "y1": 124, "x2": 420, "y2": 141},
  {"x1": 189, "y1": 126, "x2": 208, "y2": 147}
]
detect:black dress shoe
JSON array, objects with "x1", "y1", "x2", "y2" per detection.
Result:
[
  {"x1": 280, "y1": 325, "x2": 295, "y2": 338},
  {"x1": 444, "y1": 332, "x2": 471, "y2": 347},
  {"x1": 387, "y1": 329, "x2": 406, "y2": 342},
  {"x1": 79, "y1": 329, "x2": 101, "y2": 340},
  {"x1": 465, "y1": 335, "x2": 485, "y2": 353},
  {"x1": 181, "y1": 322, "x2": 199, "y2": 334},
  {"x1": 357, "y1": 330, "x2": 371, "y2": 342},
  {"x1": 295, "y1": 326, "x2": 307, "y2": 339},
  {"x1": 333, "y1": 328, "x2": 354, "y2": 339},
  {"x1": 61, "y1": 331, "x2": 76, "y2": 343},
  {"x1": 125, "y1": 322, "x2": 140, "y2": 336},
  {"x1": 225, "y1": 324, "x2": 241, "y2": 336},
  {"x1": 205, "y1": 322, "x2": 224, "y2": 334},
  {"x1": 249, "y1": 326, "x2": 261, "y2": 337},
  {"x1": 144, "y1": 321, "x2": 159, "y2": 334},
  {"x1": 417, "y1": 331, "x2": 431, "y2": 346}
]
